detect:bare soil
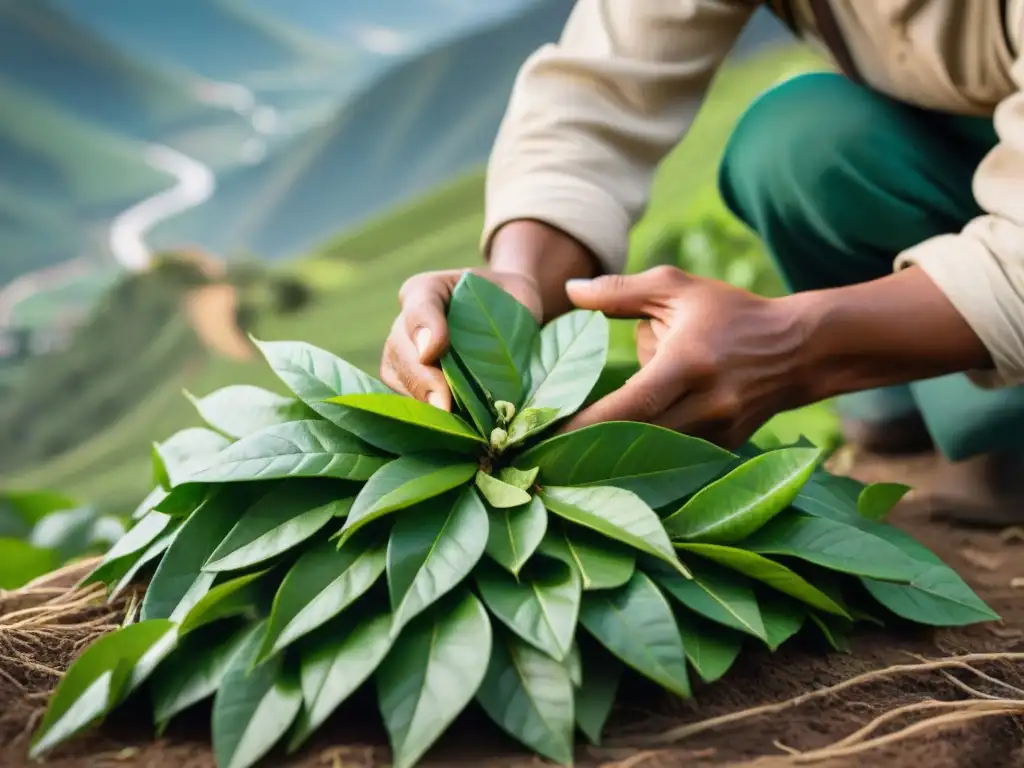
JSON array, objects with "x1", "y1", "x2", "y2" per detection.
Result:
[{"x1": 4, "y1": 449, "x2": 1024, "y2": 768}]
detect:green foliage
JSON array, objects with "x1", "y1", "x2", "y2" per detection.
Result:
[
  {"x1": 0, "y1": 488, "x2": 124, "y2": 589},
  {"x1": 37, "y1": 273, "x2": 994, "y2": 768}
]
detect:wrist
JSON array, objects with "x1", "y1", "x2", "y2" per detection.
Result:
[
  {"x1": 487, "y1": 220, "x2": 601, "y2": 320},
  {"x1": 778, "y1": 267, "x2": 993, "y2": 405}
]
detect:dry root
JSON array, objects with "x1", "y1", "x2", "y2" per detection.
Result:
[
  {"x1": 0, "y1": 559, "x2": 131, "y2": 746},
  {"x1": 612, "y1": 651, "x2": 1024, "y2": 765}
]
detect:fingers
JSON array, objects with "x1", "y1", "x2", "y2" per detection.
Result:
[
  {"x1": 562, "y1": 355, "x2": 680, "y2": 432},
  {"x1": 635, "y1": 320, "x2": 656, "y2": 366},
  {"x1": 380, "y1": 271, "x2": 462, "y2": 410},
  {"x1": 397, "y1": 273, "x2": 455, "y2": 365},
  {"x1": 652, "y1": 390, "x2": 747, "y2": 449},
  {"x1": 381, "y1": 317, "x2": 452, "y2": 410},
  {"x1": 566, "y1": 266, "x2": 683, "y2": 319}
]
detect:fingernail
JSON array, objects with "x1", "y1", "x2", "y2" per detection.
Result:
[
  {"x1": 414, "y1": 327, "x2": 431, "y2": 358},
  {"x1": 427, "y1": 391, "x2": 445, "y2": 409},
  {"x1": 565, "y1": 279, "x2": 590, "y2": 292}
]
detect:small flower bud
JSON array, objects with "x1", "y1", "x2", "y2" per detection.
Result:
[
  {"x1": 489, "y1": 427, "x2": 509, "y2": 452},
  {"x1": 494, "y1": 400, "x2": 516, "y2": 425}
]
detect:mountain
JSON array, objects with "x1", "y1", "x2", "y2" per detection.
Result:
[
  {"x1": 0, "y1": 1, "x2": 790, "y2": 291},
  {"x1": 147, "y1": 2, "x2": 789, "y2": 261},
  {"x1": 51, "y1": 0, "x2": 349, "y2": 117},
  {"x1": 0, "y1": 1, "x2": 223, "y2": 140}
]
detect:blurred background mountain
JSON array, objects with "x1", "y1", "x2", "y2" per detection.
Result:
[{"x1": 0, "y1": 0, "x2": 834, "y2": 515}]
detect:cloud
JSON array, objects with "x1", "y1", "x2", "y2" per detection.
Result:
[{"x1": 350, "y1": 24, "x2": 416, "y2": 55}]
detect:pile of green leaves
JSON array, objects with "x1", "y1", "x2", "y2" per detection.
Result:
[
  {"x1": 32, "y1": 274, "x2": 996, "y2": 768},
  {"x1": 0, "y1": 489, "x2": 124, "y2": 589}
]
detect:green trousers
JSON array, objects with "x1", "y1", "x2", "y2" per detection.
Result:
[{"x1": 718, "y1": 72, "x2": 1024, "y2": 461}]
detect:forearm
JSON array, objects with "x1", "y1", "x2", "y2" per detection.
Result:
[
  {"x1": 790, "y1": 266, "x2": 994, "y2": 403},
  {"x1": 487, "y1": 220, "x2": 602, "y2": 321}
]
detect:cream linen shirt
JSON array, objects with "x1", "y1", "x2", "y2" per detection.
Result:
[{"x1": 482, "y1": 0, "x2": 1024, "y2": 387}]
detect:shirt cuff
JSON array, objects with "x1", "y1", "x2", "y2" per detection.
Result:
[
  {"x1": 894, "y1": 232, "x2": 1023, "y2": 388},
  {"x1": 481, "y1": 172, "x2": 632, "y2": 274}
]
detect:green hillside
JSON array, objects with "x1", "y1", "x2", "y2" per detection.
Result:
[{"x1": 1, "y1": 44, "x2": 834, "y2": 513}]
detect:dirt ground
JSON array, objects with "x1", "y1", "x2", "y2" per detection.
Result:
[{"x1": 3, "y1": 447, "x2": 1024, "y2": 768}]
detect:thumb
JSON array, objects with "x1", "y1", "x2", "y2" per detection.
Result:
[{"x1": 566, "y1": 270, "x2": 671, "y2": 318}]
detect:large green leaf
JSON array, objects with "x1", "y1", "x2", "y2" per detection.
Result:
[
  {"x1": 675, "y1": 612, "x2": 743, "y2": 683},
  {"x1": 82, "y1": 511, "x2": 171, "y2": 587},
  {"x1": 861, "y1": 570, "x2": 998, "y2": 626},
  {"x1": 289, "y1": 611, "x2": 394, "y2": 751},
  {"x1": 475, "y1": 557, "x2": 580, "y2": 662},
  {"x1": 183, "y1": 421, "x2": 387, "y2": 484},
  {"x1": 30, "y1": 620, "x2": 177, "y2": 758},
  {"x1": 153, "y1": 427, "x2": 232, "y2": 488},
  {"x1": 674, "y1": 543, "x2": 848, "y2": 617},
  {"x1": 792, "y1": 472, "x2": 865, "y2": 525},
  {"x1": 0, "y1": 538, "x2": 58, "y2": 589},
  {"x1": 328, "y1": 393, "x2": 485, "y2": 448},
  {"x1": 131, "y1": 486, "x2": 170, "y2": 520},
  {"x1": 485, "y1": 495, "x2": 547, "y2": 576},
  {"x1": 259, "y1": 533, "x2": 387, "y2": 659},
  {"x1": 255, "y1": 338, "x2": 390, "y2": 401},
  {"x1": 538, "y1": 525, "x2": 636, "y2": 591},
  {"x1": 152, "y1": 625, "x2": 249, "y2": 731},
  {"x1": 663, "y1": 447, "x2": 822, "y2": 543},
  {"x1": 153, "y1": 483, "x2": 208, "y2": 518},
  {"x1": 857, "y1": 525, "x2": 998, "y2": 625},
  {"x1": 186, "y1": 385, "x2": 317, "y2": 439},
  {"x1": 650, "y1": 559, "x2": 766, "y2": 640},
  {"x1": 203, "y1": 480, "x2": 350, "y2": 572},
  {"x1": 517, "y1": 422, "x2": 735, "y2": 508},
  {"x1": 141, "y1": 489, "x2": 249, "y2": 622},
  {"x1": 758, "y1": 591, "x2": 807, "y2": 650},
  {"x1": 742, "y1": 512, "x2": 922, "y2": 582},
  {"x1": 108, "y1": 526, "x2": 180, "y2": 602},
  {"x1": 341, "y1": 456, "x2": 477, "y2": 542},
  {"x1": 539, "y1": 485, "x2": 688, "y2": 577},
  {"x1": 441, "y1": 350, "x2": 493, "y2": 436},
  {"x1": 574, "y1": 644, "x2": 622, "y2": 746},
  {"x1": 256, "y1": 337, "x2": 484, "y2": 454},
  {"x1": 377, "y1": 591, "x2": 492, "y2": 768},
  {"x1": 517, "y1": 310, "x2": 608, "y2": 428},
  {"x1": 446, "y1": 272, "x2": 538, "y2": 406},
  {"x1": 212, "y1": 622, "x2": 302, "y2": 768},
  {"x1": 579, "y1": 571, "x2": 690, "y2": 697},
  {"x1": 476, "y1": 630, "x2": 575, "y2": 765},
  {"x1": 387, "y1": 488, "x2": 489, "y2": 631},
  {"x1": 475, "y1": 471, "x2": 531, "y2": 508},
  {"x1": 178, "y1": 570, "x2": 270, "y2": 634},
  {"x1": 858, "y1": 483, "x2": 911, "y2": 522}
]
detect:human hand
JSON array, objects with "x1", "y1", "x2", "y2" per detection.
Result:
[
  {"x1": 381, "y1": 269, "x2": 543, "y2": 410},
  {"x1": 562, "y1": 266, "x2": 811, "y2": 447}
]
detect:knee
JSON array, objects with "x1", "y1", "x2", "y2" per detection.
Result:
[{"x1": 718, "y1": 73, "x2": 884, "y2": 227}]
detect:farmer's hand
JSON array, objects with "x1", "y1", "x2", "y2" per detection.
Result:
[
  {"x1": 563, "y1": 266, "x2": 810, "y2": 448},
  {"x1": 381, "y1": 220, "x2": 599, "y2": 411},
  {"x1": 381, "y1": 269, "x2": 543, "y2": 410}
]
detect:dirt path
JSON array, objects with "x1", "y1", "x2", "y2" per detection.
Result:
[
  {"x1": 171, "y1": 249, "x2": 254, "y2": 362},
  {"x1": 183, "y1": 283, "x2": 253, "y2": 361},
  {"x1": 3, "y1": 450, "x2": 1024, "y2": 768}
]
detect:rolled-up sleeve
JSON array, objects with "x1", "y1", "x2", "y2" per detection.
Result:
[
  {"x1": 482, "y1": 0, "x2": 755, "y2": 274},
  {"x1": 895, "y1": 55, "x2": 1024, "y2": 387}
]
